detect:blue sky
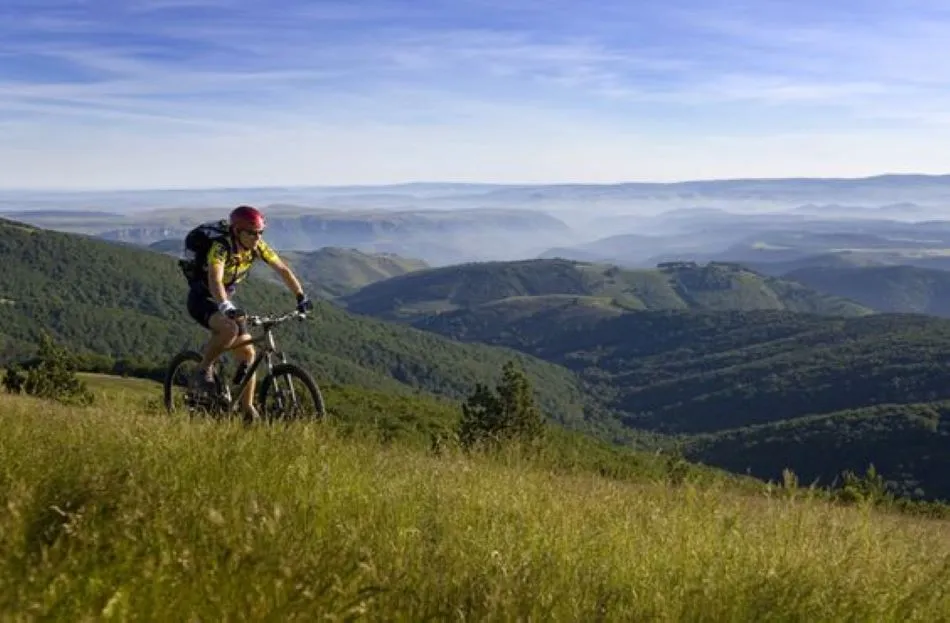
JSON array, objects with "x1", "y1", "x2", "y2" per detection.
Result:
[{"x1": 2, "y1": 0, "x2": 949, "y2": 189}]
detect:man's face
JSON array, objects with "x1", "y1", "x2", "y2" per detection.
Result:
[{"x1": 236, "y1": 226, "x2": 263, "y2": 249}]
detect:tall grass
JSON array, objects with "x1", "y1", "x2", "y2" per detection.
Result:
[{"x1": 3, "y1": 393, "x2": 950, "y2": 621}]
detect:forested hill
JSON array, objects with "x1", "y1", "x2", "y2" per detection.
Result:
[
  {"x1": 338, "y1": 258, "x2": 874, "y2": 321},
  {"x1": 417, "y1": 305, "x2": 950, "y2": 427}
]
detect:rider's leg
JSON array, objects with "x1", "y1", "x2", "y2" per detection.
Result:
[
  {"x1": 199, "y1": 312, "x2": 239, "y2": 379},
  {"x1": 231, "y1": 325, "x2": 257, "y2": 415},
  {"x1": 187, "y1": 287, "x2": 233, "y2": 391}
]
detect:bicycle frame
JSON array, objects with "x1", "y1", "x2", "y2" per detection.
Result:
[{"x1": 212, "y1": 311, "x2": 304, "y2": 411}]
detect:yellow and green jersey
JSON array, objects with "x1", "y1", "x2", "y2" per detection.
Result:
[{"x1": 206, "y1": 237, "x2": 280, "y2": 289}]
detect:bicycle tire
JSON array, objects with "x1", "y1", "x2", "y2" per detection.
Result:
[
  {"x1": 163, "y1": 350, "x2": 226, "y2": 415},
  {"x1": 258, "y1": 362, "x2": 326, "y2": 421}
]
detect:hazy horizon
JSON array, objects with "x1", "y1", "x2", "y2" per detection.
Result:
[
  {"x1": 4, "y1": 0, "x2": 950, "y2": 190},
  {"x1": 2, "y1": 171, "x2": 950, "y2": 196}
]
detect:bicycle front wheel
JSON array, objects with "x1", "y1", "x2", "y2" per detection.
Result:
[{"x1": 258, "y1": 363, "x2": 326, "y2": 421}]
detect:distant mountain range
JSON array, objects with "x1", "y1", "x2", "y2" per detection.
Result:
[
  {"x1": 5, "y1": 172, "x2": 950, "y2": 266},
  {"x1": 6, "y1": 172, "x2": 950, "y2": 206}
]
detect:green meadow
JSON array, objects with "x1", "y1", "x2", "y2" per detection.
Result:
[{"x1": 2, "y1": 375, "x2": 950, "y2": 621}]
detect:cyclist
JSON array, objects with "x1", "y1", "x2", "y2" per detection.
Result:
[{"x1": 186, "y1": 205, "x2": 313, "y2": 420}]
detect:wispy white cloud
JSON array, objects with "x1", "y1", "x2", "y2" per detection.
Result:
[{"x1": 2, "y1": 0, "x2": 950, "y2": 189}]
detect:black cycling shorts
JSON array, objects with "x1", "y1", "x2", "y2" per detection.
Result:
[{"x1": 187, "y1": 285, "x2": 247, "y2": 334}]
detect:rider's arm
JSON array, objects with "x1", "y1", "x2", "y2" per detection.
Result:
[
  {"x1": 258, "y1": 240, "x2": 305, "y2": 298},
  {"x1": 206, "y1": 242, "x2": 231, "y2": 305}
]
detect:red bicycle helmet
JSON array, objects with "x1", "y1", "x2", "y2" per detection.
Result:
[{"x1": 229, "y1": 205, "x2": 266, "y2": 231}]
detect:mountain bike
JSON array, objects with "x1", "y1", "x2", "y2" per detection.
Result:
[{"x1": 162, "y1": 309, "x2": 326, "y2": 421}]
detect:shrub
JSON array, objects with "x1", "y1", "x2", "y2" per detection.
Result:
[
  {"x1": 2, "y1": 333, "x2": 95, "y2": 406},
  {"x1": 458, "y1": 360, "x2": 546, "y2": 452}
]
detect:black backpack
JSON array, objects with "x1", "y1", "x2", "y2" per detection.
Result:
[{"x1": 178, "y1": 219, "x2": 230, "y2": 284}]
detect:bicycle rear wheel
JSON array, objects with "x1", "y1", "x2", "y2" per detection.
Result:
[
  {"x1": 163, "y1": 350, "x2": 227, "y2": 415},
  {"x1": 258, "y1": 363, "x2": 326, "y2": 421}
]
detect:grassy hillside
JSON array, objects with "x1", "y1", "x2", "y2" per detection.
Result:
[
  {"x1": 4, "y1": 385, "x2": 950, "y2": 619},
  {"x1": 340, "y1": 258, "x2": 873, "y2": 321},
  {"x1": 0, "y1": 217, "x2": 599, "y2": 435},
  {"x1": 783, "y1": 265, "x2": 950, "y2": 317},
  {"x1": 70, "y1": 373, "x2": 716, "y2": 485}
]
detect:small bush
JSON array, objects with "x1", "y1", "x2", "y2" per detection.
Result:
[
  {"x1": 2, "y1": 333, "x2": 95, "y2": 406},
  {"x1": 458, "y1": 360, "x2": 546, "y2": 452}
]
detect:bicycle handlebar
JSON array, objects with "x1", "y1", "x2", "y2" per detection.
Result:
[{"x1": 245, "y1": 309, "x2": 309, "y2": 327}]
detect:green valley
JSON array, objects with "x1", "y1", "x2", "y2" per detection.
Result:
[{"x1": 331, "y1": 257, "x2": 950, "y2": 502}]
